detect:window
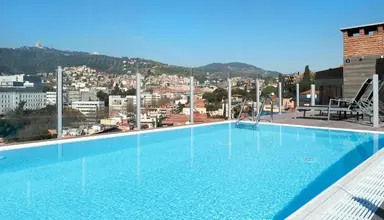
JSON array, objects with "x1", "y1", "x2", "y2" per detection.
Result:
[
  {"x1": 365, "y1": 26, "x2": 378, "y2": 35},
  {"x1": 347, "y1": 28, "x2": 360, "y2": 37}
]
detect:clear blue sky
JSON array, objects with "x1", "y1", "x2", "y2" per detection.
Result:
[{"x1": 0, "y1": 0, "x2": 383, "y2": 73}]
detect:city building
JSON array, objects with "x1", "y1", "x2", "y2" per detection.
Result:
[
  {"x1": 71, "y1": 101, "x2": 105, "y2": 123},
  {"x1": 341, "y1": 22, "x2": 384, "y2": 98},
  {"x1": 66, "y1": 90, "x2": 81, "y2": 104},
  {"x1": 299, "y1": 90, "x2": 319, "y2": 106},
  {"x1": 316, "y1": 22, "x2": 384, "y2": 104},
  {"x1": 46, "y1": 91, "x2": 56, "y2": 105},
  {"x1": 80, "y1": 91, "x2": 98, "y2": 101},
  {"x1": 0, "y1": 87, "x2": 46, "y2": 115},
  {"x1": 0, "y1": 74, "x2": 43, "y2": 88},
  {"x1": 109, "y1": 95, "x2": 137, "y2": 117},
  {"x1": 0, "y1": 74, "x2": 24, "y2": 83},
  {"x1": 142, "y1": 92, "x2": 161, "y2": 106},
  {"x1": 183, "y1": 98, "x2": 206, "y2": 115}
]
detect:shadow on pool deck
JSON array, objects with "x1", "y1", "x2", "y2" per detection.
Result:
[
  {"x1": 273, "y1": 137, "x2": 384, "y2": 220},
  {"x1": 352, "y1": 197, "x2": 384, "y2": 219}
]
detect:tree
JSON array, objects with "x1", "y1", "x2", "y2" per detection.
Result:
[
  {"x1": 303, "y1": 65, "x2": 311, "y2": 81},
  {"x1": 213, "y1": 88, "x2": 228, "y2": 101},
  {"x1": 300, "y1": 65, "x2": 316, "y2": 92},
  {"x1": 111, "y1": 84, "x2": 122, "y2": 95},
  {"x1": 280, "y1": 74, "x2": 297, "y2": 98},
  {"x1": 125, "y1": 88, "x2": 136, "y2": 96},
  {"x1": 261, "y1": 86, "x2": 277, "y2": 97},
  {"x1": 1, "y1": 105, "x2": 85, "y2": 143},
  {"x1": 232, "y1": 88, "x2": 248, "y2": 98},
  {"x1": 174, "y1": 103, "x2": 185, "y2": 114},
  {"x1": 97, "y1": 90, "x2": 109, "y2": 106}
]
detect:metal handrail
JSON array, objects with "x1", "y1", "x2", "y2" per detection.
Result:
[
  {"x1": 236, "y1": 96, "x2": 274, "y2": 128},
  {"x1": 236, "y1": 99, "x2": 248, "y2": 125},
  {"x1": 255, "y1": 96, "x2": 273, "y2": 127}
]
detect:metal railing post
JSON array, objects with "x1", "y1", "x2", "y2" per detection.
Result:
[
  {"x1": 373, "y1": 74, "x2": 379, "y2": 128},
  {"x1": 228, "y1": 71, "x2": 232, "y2": 120},
  {"x1": 311, "y1": 84, "x2": 315, "y2": 106},
  {"x1": 278, "y1": 82, "x2": 282, "y2": 114},
  {"x1": 190, "y1": 68, "x2": 194, "y2": 124},
  {"x1": 256, "y1": 79, "x2": 260, "y2": 114},
  {"x1": 295, "y1": 83, "x2": 300, "y2": 119},
  {"x1": 57, "y1": 66, "x2": 63, "y2": 139},
  {"x1": 136, "y1": 71, "x2": 141, "y2": 130}
]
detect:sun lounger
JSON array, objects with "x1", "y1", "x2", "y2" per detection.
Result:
[{"x1": 295, "y1": 78, "x2": 373, "y2": 120}]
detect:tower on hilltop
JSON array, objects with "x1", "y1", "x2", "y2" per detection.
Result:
[{"x1": 35, "y1": 40, "x2": 43, "y2": 48}]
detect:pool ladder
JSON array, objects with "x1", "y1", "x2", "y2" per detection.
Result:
[{"x1": 236, "y1": 96, "x2": 273, "y2": 128}]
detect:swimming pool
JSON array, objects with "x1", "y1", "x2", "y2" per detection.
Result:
[{"x1": 0, "y1": 122, "x2": 383, "y2": 219}]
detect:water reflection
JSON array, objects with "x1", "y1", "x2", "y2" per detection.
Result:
[
  {"x1": 26, "y1": 178, "x2": 30, "y2": 206},
  {"x1": 374, "y1": 133, "x2": 379, "y2": 153},
  {"x1": 228, "y1": 123, "x2": 232, "y2": 160},
  {"x1": 82, "y1": 158, "x2": 86, "y2": 195},
  {"x1": 137, "y1": 134, "x2": 141, "y2": 184},
  {"x1": 57, "y1": 143, "x2": 62, "y2": 160},
  {"x1": 328, "y1": 130, "x2": 331, "y2": 144},
  {"x1": 296, "y1": 128, "x2": 300, "y2": 141},
  {"x1": 257, "y1": 130, "x2": 260, "y2": 153},
  {"x1": 190, "y1": 127, "x2": 194, "y2": 168},
  {"x1": 279, "y1": 125, "x2": 282, "y2": 146}
]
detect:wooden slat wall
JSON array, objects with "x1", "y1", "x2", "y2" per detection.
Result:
[{"x1": 343, "y1": 55, "x2": 380, "y2": 98}]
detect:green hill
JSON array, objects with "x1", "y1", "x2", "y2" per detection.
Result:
[{"x1": 0, "y1": 47, "x2": 282, "y2": 78}]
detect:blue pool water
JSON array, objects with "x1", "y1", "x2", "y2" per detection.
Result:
[{"x1": 0, "y1": 123, "x2": 383, "y2": 219}]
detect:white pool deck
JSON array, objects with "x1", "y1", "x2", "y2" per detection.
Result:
[{"x1": 2, "y1": 114, "x2": 384, "y2": 219}]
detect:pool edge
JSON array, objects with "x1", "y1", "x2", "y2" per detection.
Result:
[
  {"x1": 2, "y1": 120, "x2": 384, "y2": 152},
  {"x1": 286, "y1": 135, "x2": 384, "y2": 219}
]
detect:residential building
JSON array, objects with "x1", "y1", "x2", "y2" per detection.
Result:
[
  {"x1": 162, "y1": 112, "x2": 224, "y2": 126},
  {"x1": 109, "y1": 95, "x2": 137, "y2": 117},
  {"x1": 66, "y1": 90, "x2": 81, "y2": 104},
  {"x1": 0, "y1": 81, "x2": 24, "y2": 88},
  {"x1": 0, "y1": 87, "x2": 46, "y2": 115},
  {"x1": 183, "y1": 98, "x2": 206, "y2": 115},
  {"x1": 142, "y1": 92, "x2": 161, "y2": 106},
  {"x1": 81, "y1": 91, "x2": 98, "y2": 101},
  {"x1": 46, "y1": 91, "x2": 56, "y2": 105},
  {"x1": 71, "y1": 101, "x2": 105, "y2": 123},
  {"x1": 299, "y1": 90, "x2": 319, "y2": 106},
  {"x1": 0, "y1": 74, "x2": 24, "y2": 83}
]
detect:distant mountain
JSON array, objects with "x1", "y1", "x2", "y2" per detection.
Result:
[
  {"x1": 198, "y1": 62, "x2": 282, "y2": 78},
  {"x1": 0, "y1": 47, "x2": 282, "y2": 78},
  {"x1": 0, "y1": 47, "x2": 162, "y2": 75}
]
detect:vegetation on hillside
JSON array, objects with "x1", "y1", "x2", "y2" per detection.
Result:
[
  {"x1": 0, "y1": 47, "x2": 283, "y2": 79},
  {"x1": 0, "y1": 102, "x2": 86, "y2": 143}
]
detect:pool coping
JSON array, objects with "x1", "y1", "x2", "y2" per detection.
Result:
[
  {"x1": 0, "y1": 120, "x2": 232, "y2": 151},
  {"x1": 282, "y1": 129, "x2": 384, "y2": 219},
  {"x1": 2, "y1": 120, "x2": 384, "y2": 152}
]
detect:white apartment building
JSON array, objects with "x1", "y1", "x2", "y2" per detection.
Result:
[
  {"x1": 109, "y1": 95, "x2": 137, "y2": 117},
  {"x1": 142, "y1": 92, "x2": 161, "y2": 106},
  {"x1": 71, "y1": 101, "x2": 105, "y2": 123},
  {"x1": 66, "y1": 90, "x2": 81, "y2": 104},
  {"x1": 0, "y1": 88, "x2": 46, "y2": 115},
  {"x1": 46, "y1": 91, "x2": 56, "y2": 105},
  {"x1": 0, "y1": 74, "x2": 24, "y2": 83}
]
